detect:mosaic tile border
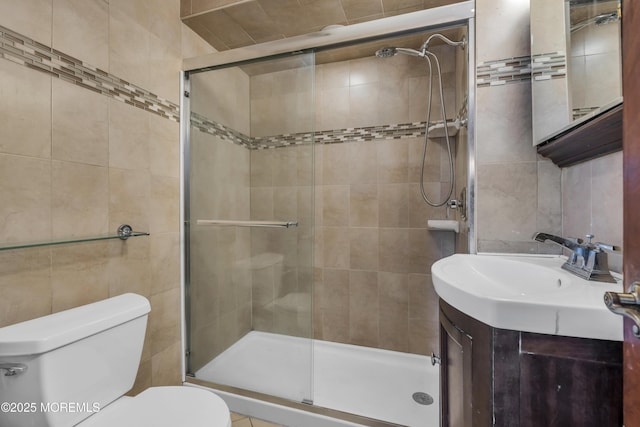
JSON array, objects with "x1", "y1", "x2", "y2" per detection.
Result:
[
  {"x1": 253, "y1": 122, "x2": 431, "y2": 149},
  {"x1": 531, "y1": 52, "x2": 566, "y2": 81},
  {"x1": 192, "y1": 118, "x2": 441, "y2": 150},
  {"x1": 0, "y1": 24, "x2": 180, "y2": 122},
  {"x1": 0, "y1": 24, "x2": 454, "y2": 151},
  {"x1": 477, "y1": 55, "x2": 531, "y2": 87},
  {"x1": 190, "y1": 112, "x2": 253, "y2": 148},
  {"x1": 573, "y1": 106, "x2": 600, "y2": 121}
]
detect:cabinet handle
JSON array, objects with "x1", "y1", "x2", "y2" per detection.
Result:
[{"x1": 604, "y1": 282, "x2": 640, "y2": 337}]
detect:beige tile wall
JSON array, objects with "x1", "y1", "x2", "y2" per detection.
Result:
[
  {"x1": 315, "y1": 51, "x2": 456, "y2": 132},
  {"x1": 193, "y1": 66, "x2": 251, "y2": 135},
  {"x1": 532, "y1": 77, "x2": 571, "y2": 144},
  {"x1": 244, "y1": 57, "x2": 316, "y2": 340},
  {"x1": 249, "y1": 47, "x2": 462, "y2": 355},
  {"x1": 250, "y1": 63, "x2": 315, "y2": 137},
  {"x1": 530, "y1": 0, "x2": 571, "y2": 143},
  {"x1": 0, "y1": 0, "x2": 210, "y2": 394},
  {"x1": 475, "y1": 0, "x2": 563, "y2": 254},
  {"x1": 562, "y1": 151, "x2": 623, "y2": 272},
  {"x1": 187, "y1": 62, "x2": 253, "y2": 371},
  {"x1": 248, "y1": 146, "x2": 314, "y2": 339},
  {"x1": 313, "y1": 140, "x2": 453, "y2": 354},
  {"x1": 569, "y1": 21, "x2": 622, "y2": 111},
  {"x1": 188, "y1": 129, "x2": 252, "y2": 371},
  {"x1": 477, "y1": 0, "x2": 620, "y2": 261}
]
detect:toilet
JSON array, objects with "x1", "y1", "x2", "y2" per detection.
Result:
[{"x1": 0, "y1": 293, "x2": 231, "y2": 427}]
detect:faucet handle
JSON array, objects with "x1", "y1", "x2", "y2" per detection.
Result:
[
  {"x1": 583, "y1": 234, "x2": 619, "y2": 251},
  {"x1": 594, "y1": 242, "x2": 620, "y2": 252}
]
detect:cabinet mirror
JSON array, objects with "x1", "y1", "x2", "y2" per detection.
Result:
[{"x1": 531, "y1": 0, "x2": 622, "y2": 148}]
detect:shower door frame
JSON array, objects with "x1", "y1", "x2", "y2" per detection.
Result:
[
  {"x1": 180, "y1": 2, "x2": 477, "y2": 425},
  {"x1": 181, "y1": 50, "x2": 317, "y2": 393}
]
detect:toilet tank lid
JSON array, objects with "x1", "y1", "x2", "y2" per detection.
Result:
[{"x1": 0, "y1": 293, "x2": 151, "y2": 357}]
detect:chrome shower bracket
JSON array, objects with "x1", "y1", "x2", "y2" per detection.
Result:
[
  {"x1": 430, "y1": 352, "x2": 441, "y2": 366},
  {"x1": 459, "y1": 35, "x2": 467, "y2": 50},
  {"x1": 446, "y1": 188, "x2": 467, "y2": 221},
  {"x1": 447, "y1": 199, "x2": 463, "y2": 210}
]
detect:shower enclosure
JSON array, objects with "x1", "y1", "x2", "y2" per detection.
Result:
[
  {"x1": 185, "y1": 52, "x2": 316, "y2": 404},
  {"x1": 181, "y1": 3, "x2": 475, "y2": 426}
]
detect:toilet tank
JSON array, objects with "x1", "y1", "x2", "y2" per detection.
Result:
[{"x1": 0, "y1": 293, "x2": 151, "y2": 427}]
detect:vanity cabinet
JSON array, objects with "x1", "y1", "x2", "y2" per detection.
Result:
[{"x1": 439, "y1": 299, "x2": 622, "y2": 427}]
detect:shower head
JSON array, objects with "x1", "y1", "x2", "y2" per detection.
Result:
[
  {"x1": 376, "y1": 34, "x2": 465, "y2": 60},
  {"x1": 594, "y1": 12, "x2": 619, "y2": 25},
  {"x1": 375, "y1": 47, "x2": 397, "y2": 58},
  {"x1": 571, "y1": 12, "x2": 619, "y2": 33},
  {"x1": 375, "y1": 47, "x2": 424, "y2": 58}
]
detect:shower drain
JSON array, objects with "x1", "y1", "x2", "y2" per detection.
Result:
[{"x1": 412, "y1": 392, "x2": 434, "y2": 405}]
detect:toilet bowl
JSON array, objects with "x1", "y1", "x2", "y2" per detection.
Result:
[{"x1": 0, "y1": 293, "x2": 231, "y2": 427}]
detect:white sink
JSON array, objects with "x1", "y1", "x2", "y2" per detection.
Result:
[{"x1": 431, "y1": 253, "x2": 624, "y2": 341}]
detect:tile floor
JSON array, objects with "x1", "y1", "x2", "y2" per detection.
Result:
[{"x1": 231, "y1": 412, "x2": 284, "y2": 427}]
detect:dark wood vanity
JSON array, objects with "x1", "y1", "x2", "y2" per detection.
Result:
[{"x1": 439, "y1": 299, "x2": 623, "y2": 427}]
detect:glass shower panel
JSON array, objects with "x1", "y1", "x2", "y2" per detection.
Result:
[{"x1": 186, "y1": 52, "x2": 315, "y2": 404}]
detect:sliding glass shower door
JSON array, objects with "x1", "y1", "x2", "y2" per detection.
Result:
[{"x1": 185, "y1": 52, "x2": 315, "y2": 404}]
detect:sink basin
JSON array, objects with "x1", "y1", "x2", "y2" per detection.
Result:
[{"x1": 431, "y1": 253, "x2": 623, "y2": 341}]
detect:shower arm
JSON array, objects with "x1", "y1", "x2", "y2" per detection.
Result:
[{"x1": 420, "y1": 34, "x2": 466, "y2": 52}]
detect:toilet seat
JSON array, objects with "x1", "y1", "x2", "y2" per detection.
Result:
[{"x1": 78, "y1": 386, "x2": 231, "y2": 427}]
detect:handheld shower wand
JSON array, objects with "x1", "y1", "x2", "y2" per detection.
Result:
[
  {"x1": 375, "y1": 33, "x2": 467, "y2": 208},
  {"x1": 375, "y1": 47, "x2": 425, "y2": 58}
]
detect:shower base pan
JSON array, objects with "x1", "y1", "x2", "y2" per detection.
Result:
[{"x1": 188, "y1": 331, "x2": 439, "y2": 427}]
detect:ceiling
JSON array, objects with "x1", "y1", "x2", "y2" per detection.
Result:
[
  {"x1": 236, "y1": 27, "x2": 463, "y2": 75},
  {"x1": 181, "y1": 0, "x2": 461, "y2": 52}
]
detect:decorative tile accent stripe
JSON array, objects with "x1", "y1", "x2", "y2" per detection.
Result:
[
  {"x1": 253, "y1": 131, "x2": 314, "y2": 149},
  {"x1": 573, "y1": 106, "x2": 600, "y2": 121},
  {"x1": 477, "y1": 55, "x2": 531, "y2": 87},
  {"x1": 192, "y1": 118, "x2": 437, "y2": 150},
  {"x1": 0, "y1": 25, "x2": 454, "y2": 151},
  {"x1": 190, "y1": 112, "x2": 253, "y2": 148},
  {"x1": 531, "y1": 52, "x2": 567, "y2": 81},
  {"x1": 0, "y1": 24, "x2": 180, "y2": 122},
  {"x1": 0, "y1": 22, "x2": 446, "y2": 152},
  {"x1": 253, "y1": 122, "x2": 431, "y2": 149}
]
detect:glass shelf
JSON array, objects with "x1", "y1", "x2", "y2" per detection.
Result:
[{"x1": 0, "y1": 224, "x2": 149, "y2": 251}]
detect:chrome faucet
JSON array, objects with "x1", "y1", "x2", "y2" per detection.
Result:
[
  {"x1": 532, "y1": 232, "x2": 583, "y2": 250},
  {"x1": 532, "y1": 232, "x2": 619, "y2": 283}
]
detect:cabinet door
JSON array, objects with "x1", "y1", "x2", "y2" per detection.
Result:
[
  {"x1": 440, "y1": 310, "x2": 473, "y2": 427},
  {"x1": 519, "y1": 334, "x2": 622, "y2": 427}
]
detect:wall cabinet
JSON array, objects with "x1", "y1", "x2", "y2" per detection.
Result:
[{"x1": 439, "y1": 299, "x2": 622, "y2": 426}]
